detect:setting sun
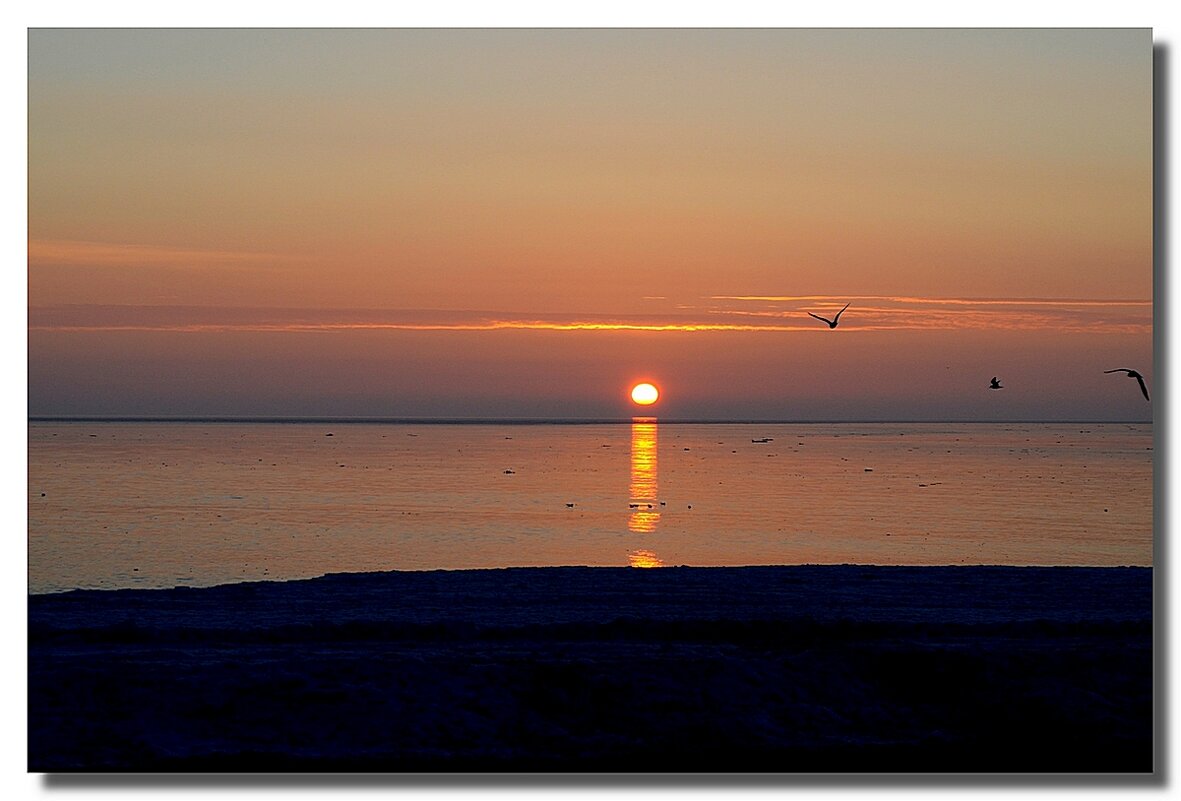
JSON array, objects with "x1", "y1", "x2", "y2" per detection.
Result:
[{"x1": 630, "y1": 383, "x2": 659, "y2": 406}]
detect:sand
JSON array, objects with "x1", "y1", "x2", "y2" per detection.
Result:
[{"x1": 28, "y1": 565, "x2": 1153, "y2": 773}]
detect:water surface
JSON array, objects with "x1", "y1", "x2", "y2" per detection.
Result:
[{"x1": 28, "y1": 421, "x2": 1153, "y2": 593}]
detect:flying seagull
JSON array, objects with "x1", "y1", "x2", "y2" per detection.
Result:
[
  {"x1": 1104, "y1": 368, "x2": 1150, "y2": 401},
  {"x1": 989, "y1": 377, "x2": 1003, "y2": 390},
  {"x1": 807, "y1": 302, "x2": 850, "y2": 329}
]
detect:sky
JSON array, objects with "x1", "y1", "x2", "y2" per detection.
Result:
[{"x1": 26, "y1": 27, "x2": 1154, "y2": 420}]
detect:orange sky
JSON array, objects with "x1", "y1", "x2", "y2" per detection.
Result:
[{"x1": 27, "y1": 29, "x2": 1153, "y2": 420}]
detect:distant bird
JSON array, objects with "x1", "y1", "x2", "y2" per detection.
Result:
[
  {"x1": 1104, "y1": 369, "x2": 1150, "y2": 401},
  {"x1": 807, "y1": 302, "x2": 850, "y2": 329},
  {"x1": 989, "y1": 377, "x2": 1003, "y2": 390}
]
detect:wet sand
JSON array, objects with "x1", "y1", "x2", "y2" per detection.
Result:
[{"x1": 28, "y1": 565, "x2": 1153, "y2": 773}]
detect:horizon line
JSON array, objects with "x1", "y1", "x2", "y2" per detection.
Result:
[{"x1": 27, "y1": 416, "x2": 1154, "y2": 426}]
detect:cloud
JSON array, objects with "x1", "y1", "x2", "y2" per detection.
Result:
[
  {"x1": 698, "y1": 295, "x2": 1152, "y2": 335},
  {"x1": 26, "y1": 305, "x2": 820, "y2": 333},
  {"x1": 27, "y1": 299, "x2": 1152, "y2": 336},
  {"x1": 28, "y1": 239, "x2": 285, "y2": 268},
  {"x1": 709, "y1": 295, "x2": 1152, "y2": 308}
]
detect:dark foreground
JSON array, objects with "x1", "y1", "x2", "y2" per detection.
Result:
[{"x1": 29, "y1": 565, "x2": 1153, "y2": 773}]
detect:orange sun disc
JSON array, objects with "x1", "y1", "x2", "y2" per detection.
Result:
[{"x1": 630, "y1": 383, "x2": 659, "y2": 405}]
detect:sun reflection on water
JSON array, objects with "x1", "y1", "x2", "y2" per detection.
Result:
[
  {"x1": 629, "y1": 417, "x2": 660, "y2": 534},
  {"x1": 628, "y1": 417, "x2": 663, "y2": 566},
  {"x1": 627, "y1": 549, "x2": 665, "y2": 568}
]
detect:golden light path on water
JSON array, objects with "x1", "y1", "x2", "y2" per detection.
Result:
[{"x1": 628, "y1": 417, "x2": 664, "y2": 567}]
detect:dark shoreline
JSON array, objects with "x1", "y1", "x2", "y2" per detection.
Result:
[{"x1": 29, "y1": 565, "x2": 1154, "y2": 773}]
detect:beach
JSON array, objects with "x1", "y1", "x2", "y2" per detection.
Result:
[{"x1": 28, "y1": 564, "x2": 1153, "y2": 773}]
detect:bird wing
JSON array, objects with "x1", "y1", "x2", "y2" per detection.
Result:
[
  {"x1": 1104, "y1": 369, "x2": 1132, "y2": 374},
  {"x1": 1135, "y1": 374, "x2": 1150, "y2": 401},
  {"x1": 833, "y1": 302, "x2": 850, "y2": 320},
  {"x1": 807, "y1": 312, "x2": 831, "y2": 324}
]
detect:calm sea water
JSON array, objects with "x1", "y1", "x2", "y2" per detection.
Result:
[{"x1": 28, "y1": 420, "x2": 1153, "y2": 593}]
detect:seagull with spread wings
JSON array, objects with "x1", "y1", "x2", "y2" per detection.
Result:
[
  {"x1": 807, "y1": 302, "x2": 850, "y2": 329},
  {"x1": 1104, "y1": 369, "x2": 1150, "y2": 401}
]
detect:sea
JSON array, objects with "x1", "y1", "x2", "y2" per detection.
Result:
[{"x1": 27, "y1": 420, "x2": 1153, "y2": 594}]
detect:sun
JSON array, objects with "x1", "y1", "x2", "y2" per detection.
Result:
[{"x1": 630, "y1": 382, "x2": 660, "y2": 406}]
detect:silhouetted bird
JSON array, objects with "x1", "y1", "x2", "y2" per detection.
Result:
[
  {"x1": 989, "y1": 377, "x2": 1003, "y2": 390},
  {"x1": 1104, "y1": 368, "x2": 1150, "y2": 401},
  {"x1": 807, "y1": 302, "x2": 850, "y2": 329}
]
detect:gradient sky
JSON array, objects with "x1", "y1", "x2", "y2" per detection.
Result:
[{"x1": 27, "y1": 28, "x2": 1153, "y2": 420}]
